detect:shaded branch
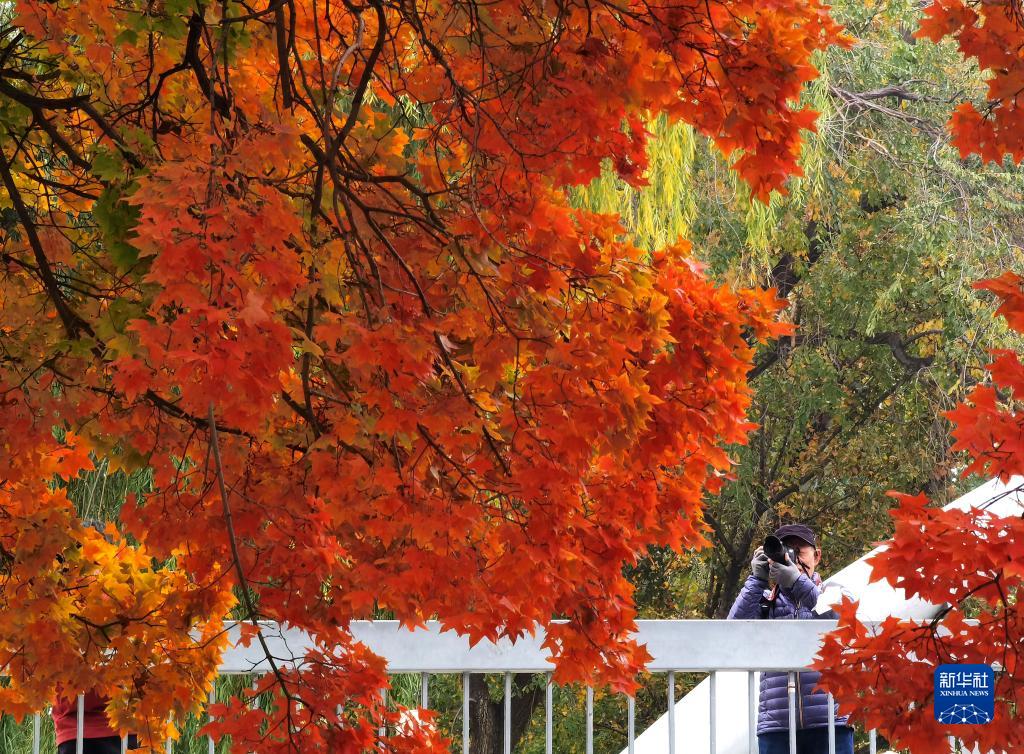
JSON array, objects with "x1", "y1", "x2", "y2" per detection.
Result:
[{"x1": 0, "y1": 154, "x2": 92, "y2": 339}]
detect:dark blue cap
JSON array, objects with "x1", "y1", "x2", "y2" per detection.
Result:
[{"x1": 774, "y1": 523, "x2": 817, "y2": 548}]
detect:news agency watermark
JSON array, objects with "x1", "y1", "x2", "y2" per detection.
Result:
[{"x1": 934, "y1": 664, "x2": 994, "y2": 724}]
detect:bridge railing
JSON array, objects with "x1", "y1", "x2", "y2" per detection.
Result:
[{"x1": 12, "y1": 619, "x2": 893, "y2": 754}]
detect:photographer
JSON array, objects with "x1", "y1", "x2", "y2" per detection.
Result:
[{"x1": 726, "y1": 524, "x2": 853, "y2": 754}]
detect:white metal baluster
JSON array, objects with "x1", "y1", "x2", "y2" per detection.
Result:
[
  {"x1": 709, "y1": 671, "x2": 717, "y2": 754},
  {"x1": 787, "y1": 673, "x2": 797, "y2": 754},
  {"x1": 503, "y1": 673, "x2": 511, "y2": 754},
  {"x1": 166, "y1": 716, "x2": 173, "y2": 754},
  {"x1": 748, "y1": 672, "x2": 757, "y2": 754},
  {"x1": 545, "y1": 673, "x2": 553, "y2": 754},
  {"x1": 208, "y1": 685, "x2": 216, "y2": 754},
  {"x1": 585, "y1": 686, "x2": 594, "y2": 754},
  {"x1": 32, "y1": 712, "x2": 41, "y2": 754},
  {"x1": 76, "y1": 693, "x2": 84, "y2": 754},
  {"x1": 667, "y1": 670, "x2": 676, "y2": 754},
  {"x1": 420, "y1": 672, "x2": 429, "y2": 709},
  {"x1": 869, "y1": 728, "x2": 877, "y2": 754},
  {"x1": 827, "y1": 692, "x2": 836, "y2": 754},
  {"x1": 121, "y1": 734, "x2": 128, "y2": 753},
  {"x1": 627, "y1": 693, "x2": 635, "y2": 754},
  {"x1": 462, "y1": 673, "x2": 470, "y2": 754},
  {"x1": 379, "y1": 687, "x2": 387, "y2": 740}
]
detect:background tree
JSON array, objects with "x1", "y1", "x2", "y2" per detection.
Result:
[{"x1": 815, "y1": 1, "x2": 1024, "y2": 751}]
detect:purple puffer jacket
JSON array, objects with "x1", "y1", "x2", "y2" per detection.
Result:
[{"x1": 727, "y1": 572, "x2": 850, "y2": 735}]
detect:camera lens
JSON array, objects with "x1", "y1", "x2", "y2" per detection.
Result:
[{"x1": 763, "y1": 535, "x2": 786, "y2": 562}]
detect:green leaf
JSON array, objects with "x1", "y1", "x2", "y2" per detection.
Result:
[
  {"x1": 94, "y1": 185, "x2": 143, "y2": 272},
  {"x1": 91, "y1": 148, "x2": 123, "y2": 182}
]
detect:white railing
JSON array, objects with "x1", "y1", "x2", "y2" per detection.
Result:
[{"x1": 14, "y1": 619, "x2": 891, "y2": 754}]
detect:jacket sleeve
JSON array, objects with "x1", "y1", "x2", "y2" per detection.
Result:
[
  {"x1": 727, "y1": 574, "x2": 767, "y2": 619},
  {"x1": 782, "y1": 573, "x2": 821, "y2": 612}
]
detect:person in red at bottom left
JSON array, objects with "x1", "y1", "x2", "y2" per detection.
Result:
[{"x1": 51, "y1": 688, "x2": 140, "y2": 754}]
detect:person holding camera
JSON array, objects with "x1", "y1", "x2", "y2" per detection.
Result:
[{"x1": 726, "y1": 524, "x2": 854, "y2": 754}]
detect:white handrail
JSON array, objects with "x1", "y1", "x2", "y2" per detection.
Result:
[{"x1": 218, "y1": 618, "x2": 845, "y2": 674}]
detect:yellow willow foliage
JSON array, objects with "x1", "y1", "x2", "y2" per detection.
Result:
[
  {"x1": 730, "y1": 56, "x2": 833, "y2": 283},
  {"x1": 572, "y1": 114, "x2": 698, "y2": 251},
  {"x1": 577, "y1": 54, "x2": 833, "y2": 283}
]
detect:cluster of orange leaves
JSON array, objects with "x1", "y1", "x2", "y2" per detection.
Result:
[
  {"x1": 0, "y1": 492, "x2": 234, "y2": 744},
  {"x1": 917, "y1": 0, "x2": 1024, "y2": 163},
  {"x1": 0, "y1": 0, "x2": 843, "y2": 749}
]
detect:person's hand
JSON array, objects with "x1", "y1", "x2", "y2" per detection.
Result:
[
  {"x1": 751, "y1": 546, "x2": 769, "y2": 581},
  {"x1": 770, "y1": 556, "x2": 801, "y2": 589}
]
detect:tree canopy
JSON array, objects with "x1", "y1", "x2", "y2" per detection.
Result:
[
  {"x1": 0, "y1": 0, "x2": 839, "y2": 750},
  {"x1": 2, "y1": 0, "x2": 1024, "y2": 751}
]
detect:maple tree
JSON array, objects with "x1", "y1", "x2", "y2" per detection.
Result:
[
  {"x1": 0, "y1": 0, "x2": 847, "y2": 750},
  {"x1": 812, "y1": 5, "x2": 1024, "y2": 750}
]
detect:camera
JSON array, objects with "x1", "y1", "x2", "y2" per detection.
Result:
[{"x1": 763, "y1": 535, "x2": 796, "y2": 565}]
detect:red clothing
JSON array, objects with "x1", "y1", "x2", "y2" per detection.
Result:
[{"x1": 51, "y1": 689, "x2": 119, "y2": 745}]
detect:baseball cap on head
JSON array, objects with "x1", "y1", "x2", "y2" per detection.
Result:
[{"x1": 773, "y1": 523, "x2": 817, "y2": 548}]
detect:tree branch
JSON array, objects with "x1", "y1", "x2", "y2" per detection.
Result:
[{"x1": 0, "y1": 154, "x2": 92, "y2": 339}]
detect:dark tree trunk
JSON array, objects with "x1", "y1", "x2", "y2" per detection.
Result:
[
  {"x1": 469, "y1": 673, "x2": 543, "y2": 753},
  {"x1": 713, "y1": 553, "x2": 749, "y2": 617},
  {"x1": 704, "y1": 521, "x2": 763, "y2": 618}
]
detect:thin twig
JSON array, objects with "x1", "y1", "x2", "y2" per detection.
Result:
[{"x1": 207, "y1": 403, "x2": 300, "y2": 752}]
